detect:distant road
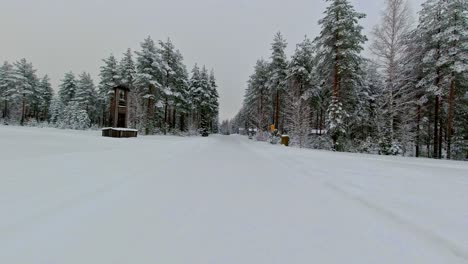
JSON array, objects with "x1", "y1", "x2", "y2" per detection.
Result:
[{"x1": 0, "y1": 126, "x2": 467, "y2": 263}]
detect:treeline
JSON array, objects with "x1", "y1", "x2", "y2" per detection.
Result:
[
  {"x1": 230, "y1": 0, "x2": 468, "y2": 160},
  {"x1": 0, "y1": 36, "x2": 220, "y2": 135}
]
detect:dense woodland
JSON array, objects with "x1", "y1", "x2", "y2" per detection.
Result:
[
  {"x1": 0, "y1": 37, "x2": 220, "y2": 135},
  {"x1": 1, "y1": 0, "x2": 467, "y2": 160},
  {"x1": 229, "y1": 0, "x2": 468, "y2": 160}
]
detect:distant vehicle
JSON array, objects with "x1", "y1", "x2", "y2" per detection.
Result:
[{"x1": 201, "y1": 131, "x2": 209, "y2": 137}]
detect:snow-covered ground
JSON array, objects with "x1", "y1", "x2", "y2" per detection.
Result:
[{"x1": 0, "y1": 126, "x2": 467, "y2": 264}]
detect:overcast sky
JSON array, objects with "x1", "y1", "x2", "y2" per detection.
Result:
[{"x1": 0, "y1": 0, "x2": 424, "y2": 120}]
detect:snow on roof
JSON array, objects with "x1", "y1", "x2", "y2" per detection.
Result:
[{"x1": 102, "y1": 128, "x2": 138, "y2": 132}]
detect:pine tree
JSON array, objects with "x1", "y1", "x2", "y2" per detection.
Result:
[
  {"x1": 119, "y1": 49, "x2": 136, "y2": 88},
  {"x1": 442, "y1": 0, "x2": 468, "y2": 159},
  {"x1": 244, "y1": 59, "x2": 271, "y2": 138},
  {"x1": 315, "y1": 0, "x2": 367, "y2": 150},
  {"x1": 75, "y1": 72, "x2": 98, "y2": 124},
  {"x1": 288, "y1": 36, "x2": 315, "y2": 96},
  {"x1": 189, "y1": 64, "x2": 202, "y2": 131},
  {"x1": 173, "y1": 50, "x2": 190, "y2": 132},
  {"x1": 0, "y1": 61, "x2": 16, "y2": 121},
  {"x1": 208, "y1": 70, "x2": 220, "y2": 133},
  {"x1": 417, "y1": 0, "x2": 448, "y2": 159},
  {"x1": 135, "y1": 36, "x2": 161, "y2": 134},
  {"x1": 158, "y1": 38, "x2": 180, "y2": 134},
  {"x1": 199, "y1": 66, "x2": 212, "y2": 136},
  {"x1": 59, "y1": 72, "x2": 77, "y2": 105},
  {"x1": 37, "y1": 75, "x2": 53, "y2": 121},
  {"x1": 13, "y1": 59, "x2": 39, "y2": 125},
  {"x1": 286, "y1": 36, "x2": 315, "y2": 141},
  {"x1": 98, "y1": 54, "x2": 121, "y2": 127},
  {"x1": 99, "y1": 54, "x2": 121, "y2": 96},
  {"x1": 354, "y1": 60, "x2": 384, "y2": 153},
  {"x1": 268, "y1": 32, "x2": 288, "y2": 131},
  {"x1": 49, "y1": 96, "x2": 64, "y2": 125},
  {"x1": 119, "y1": 48, "x2": 140, "y2": 128}
]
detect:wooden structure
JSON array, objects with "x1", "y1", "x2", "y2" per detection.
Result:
[
  {"x1": 102, "y1": 85, "x2": 138, "y2": 138},
  {"x1": 102, "y1": 127, "x2": 138, "y2": 138}
]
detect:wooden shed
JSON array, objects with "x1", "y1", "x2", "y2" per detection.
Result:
[{"x1": 102, "y1": 85, "x2": 138, "y2": 138}]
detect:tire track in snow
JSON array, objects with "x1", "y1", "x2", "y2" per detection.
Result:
[
  {"x1": 238, "y1": 138, "x2": 468, "y2": 262},
  {"x1": 324, "y1": 182, "x2": 468, "y2": 261}
]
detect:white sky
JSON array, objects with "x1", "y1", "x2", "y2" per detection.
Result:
[{"x1": 0, "y1": 0, "x2": 424, "y2": 120}]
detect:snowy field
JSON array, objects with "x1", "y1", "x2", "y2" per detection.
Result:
[{"x1": 0, "y1": 126, "x2": 467, "y2": 264}]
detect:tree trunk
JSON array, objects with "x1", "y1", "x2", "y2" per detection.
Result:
[
  {"x1": 439, "y1": 116, "x2": 443, "y2": 159},
  {"x1": 433, "y1": 96, "x2": 440, "y2": 159},
  {"x1": 21, "y1": 94, "x2": 26, "y2": 126},
  {"x1": 163, "y1": 97, "x2": 168, "y2": 135},
  {"x1": 447, "y1": 78, "x2": 455, "y2": 159},
  {"x1": 179, "y1": 113, "x2": 185, "y2": 132},
  {"x1": 259, "y1": 90, "x2": 264, "y2": 132},
  {"x1": 3, "y1": 97, "x2": 8, "y2": 119},
  {"x1": 145, "y1": 88, "x2": 154, "y2": 135},
  {"x1": 316, "y1": 109, "x2": 320, "y2": 135},
  {"x1": 416, "y1": 105, "x2": 421, "y2": 158},
  {"x1": 172, "y1": 107, "x2": 177, "y2": 130},
  {"x1": 319, "y1": 108, "x2": 324, "y2": 136},
  {"x1": 275, "y1": 90, "x2": 280, "y2": 129},
  {"x1": 146, "y1": 99, "x2": 151, "y2": 135},
  {"x1": 333, "y1": 63, "x2": 339, "y2": 98},
  {"x1": 427, "y1": 121, "x2": 432, "y2": 158}
]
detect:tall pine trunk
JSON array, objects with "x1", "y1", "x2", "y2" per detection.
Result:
[
  {"x1": 439, "y1": 116, "x2": 443, "y2": 159},
  {"x1": 172, "y1": 107, "x2": 177, "y2": 130},
  {"x1": 416, "y1": 105, "x2": 421, "y2": 157},
  {"x1": 274, "y1": 90, "x2": 280, "y2": 129},
  {"x1": 3, "y1": 97, "x2": 8, "y2": 120},
  {"x1": 434, "y1": 95, "x2": 440, "y2": 159},
  {"x1": 163, "y1": 96, "x2": 168, "y2": 135},
  {"x1": 447, "y1": 77, "x2": 455, "y2": 159},
  {"x1": 21, "y1": 94, "x2": 26, "y2": 126}
]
